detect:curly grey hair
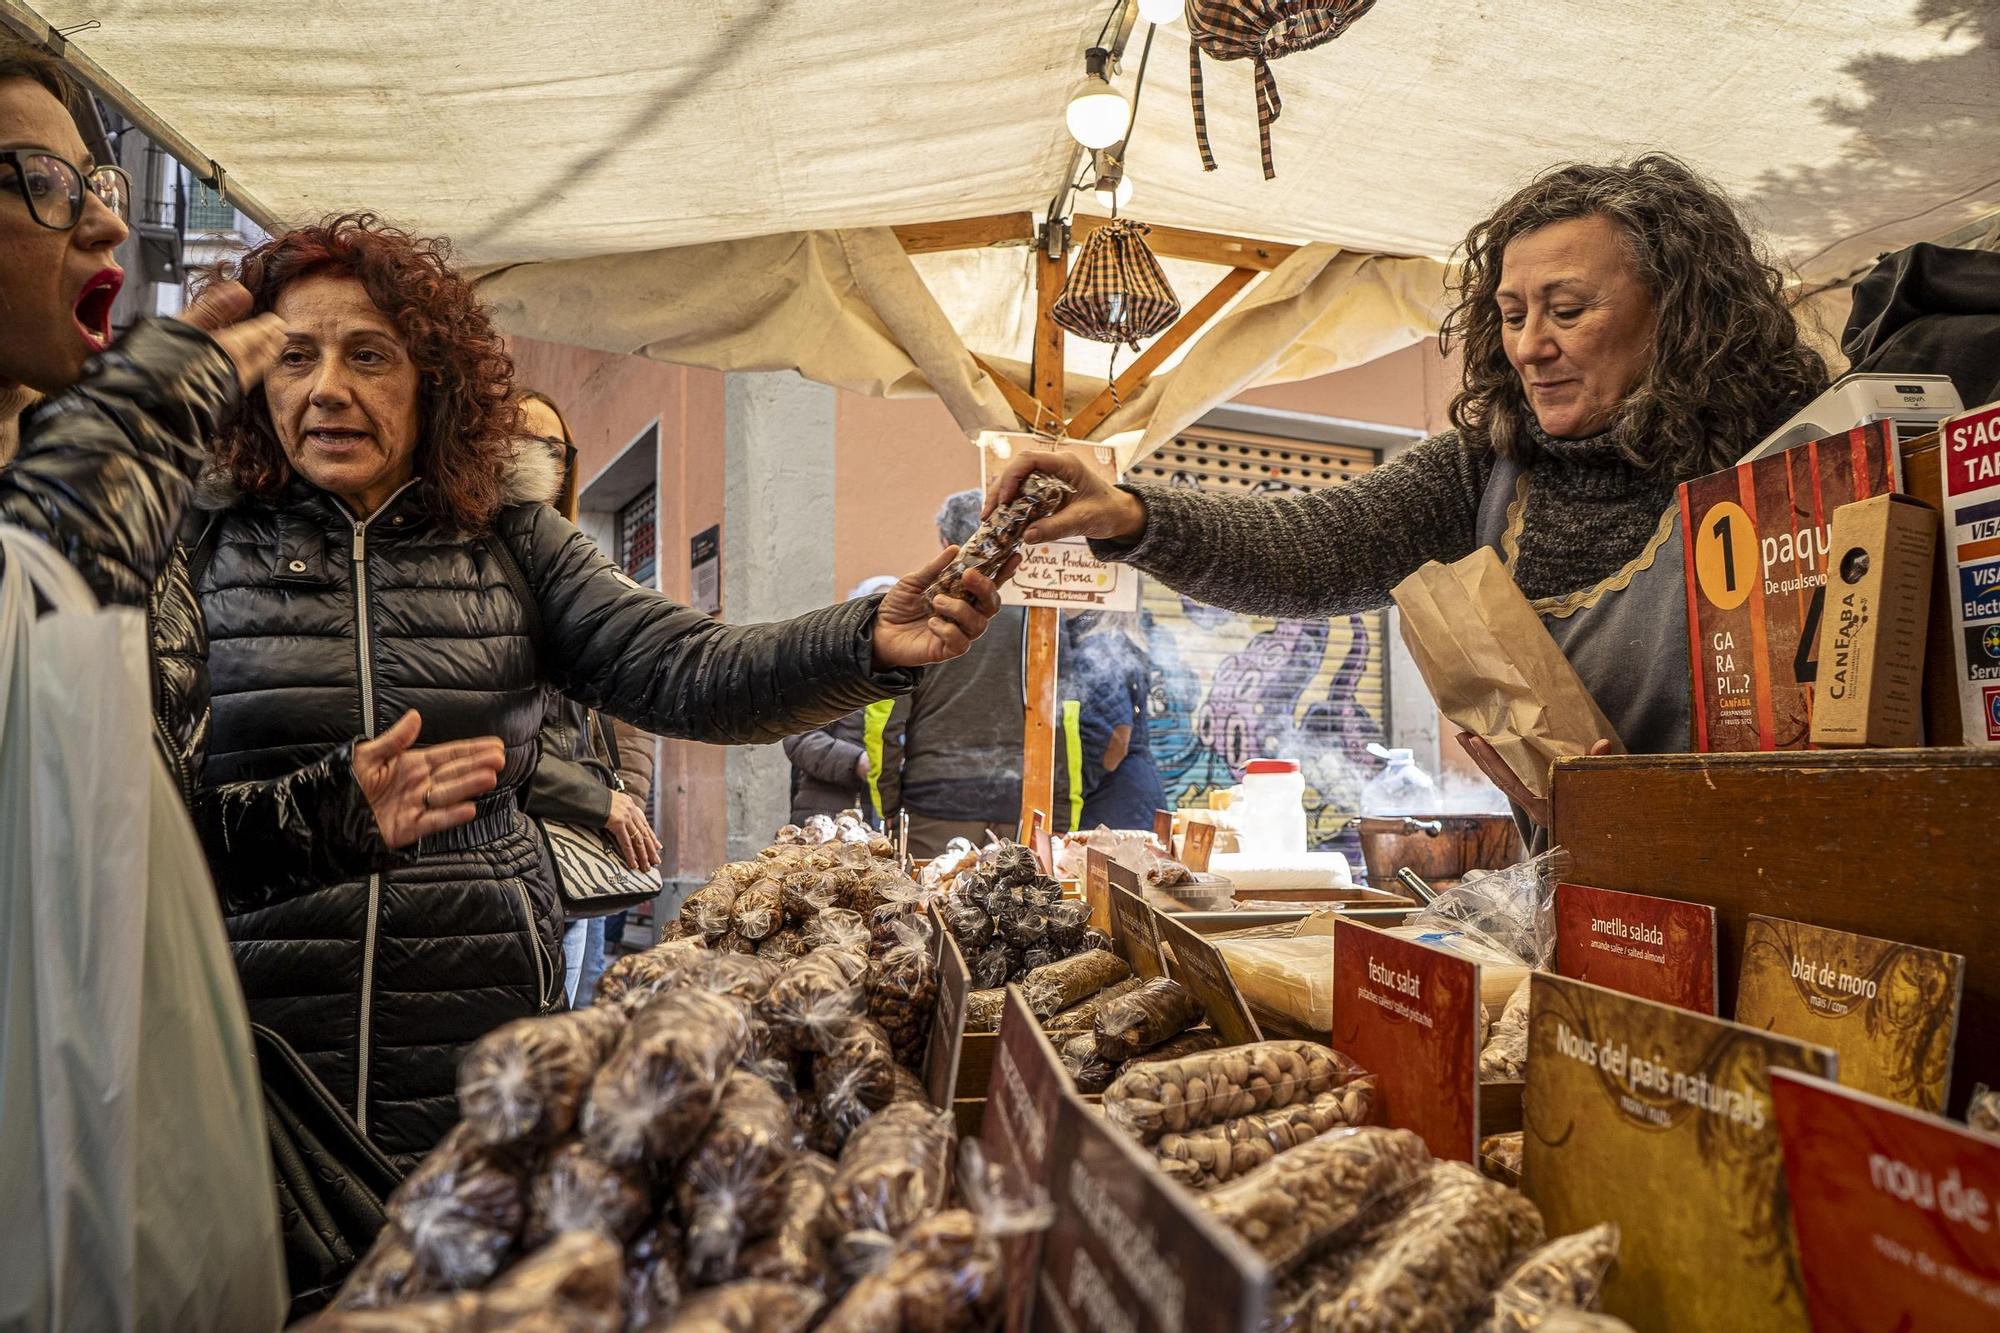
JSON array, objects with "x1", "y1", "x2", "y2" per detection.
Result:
[{"x1": 1439, "y1": 154, "x2": 1829, "y2": 480}]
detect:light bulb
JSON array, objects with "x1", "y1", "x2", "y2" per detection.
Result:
[
  {"x1": 1066, "y1": 77, "x2": 1131, "y2": 149},
  {"x1": 1138, "y1": 0, "x2": 1182, "y2": 24},
  {"x1": 1094, "y1": 174, "x2": 1135, "y2": 210}
]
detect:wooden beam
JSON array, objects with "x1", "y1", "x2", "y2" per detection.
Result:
[
  {"x1": 1073, "y1": 214, "x2": 1298, "y2": 272},
  {"x1": 969, "y1": 354, "x2": 1044, "y2": 433},
  {"x1": 1020, "y1": 239, "x2": 1068, "y2": 839},
  {"x1": 1067, "y1": 266, "x2": 1260, "y2": 439},
  {"x1": 893, "y1": 211, "x2": 1037, "y2": 255}
]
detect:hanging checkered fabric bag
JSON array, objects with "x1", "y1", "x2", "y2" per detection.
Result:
[
  {"x1": 1050, "y1": 219, "x2": 1181, "y2": 349},
  {"x1": 1187, "y1": 0, "x2": 1379, "y2": 179}
]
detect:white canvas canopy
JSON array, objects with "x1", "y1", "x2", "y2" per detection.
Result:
[{"x1": 10, "y1": 0, "x2": 1998, "y2": 453}]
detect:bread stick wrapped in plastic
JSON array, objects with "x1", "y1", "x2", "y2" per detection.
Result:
[
  {"x1": 522, "y1": 1139, "x2": 653, "y2": 1248},
  {"x1": 1022, "y1": 948, "x2": 1131, "y2": 1018},
  {"x1": 1199, "y1": 1127, "x2": 1433, "y2": 1275},
  {"x1": 581, "y1": 989, "x2": 750, "y2": 1169},
  {"x1": 625, "y1": 1214, "x2": 687, "y2": 1329},
  {"x1": 1092, "y1": 976, "x2": 1203, "y2": 1062},
  {"x1": 457, "y1": 1005, "x2": 626, "y2": 1148},
  {"x1": 1045, "y1": 975, "x2": 1144, "y2": 1032},
  {"x1": 827, "y1": 1102, "x2": 956, "y2": 1246},
  {"x1": 1102, "y1": 1040, "x2": 1364, "y2": 1141},
  {"x1": 593, "y1": 936, "x2": 708, "y2": 1008},
  {"x1": 677, "y1": 1071, "x2": 801, "y2": 1284},
  {"x1": 926, "y1": 471, "x2": 1075, "y2": 602},
  {"x1": 867, "y1": 915, "x2": 939, "y2": 1067},
  {"x1": 382, "y1": 1122, "x2": 529, "y2": 1290},
  {"x1": 740, "y1": 1153, "x2": 837, "y2": 1290}
]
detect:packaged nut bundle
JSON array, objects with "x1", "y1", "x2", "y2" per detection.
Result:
[
  {"x1": 1480, "y1": 975, "x2": 1532, "y2": 1084},
  {"x1": 593, "y1": 936, "x2": 707, "y2": 1007},
  {"x1": 1119, "y1": 1029, "x2": 1224, "y2": 1069},
  {"x1": 1060, "y1": 1033, "x2": 1121, "y2": 1094},
  {"x1": 925, "y1": 471, "x2": 1074, "y2": 602},
  {"x1": 780, "y1": 871, "x2": 835, "y2": 926},
  {"x1": 827, "y1": 1101, "x2": 956, "y2": 1242},
  {"x1": 1480, "y1": 1131, "x2": 1525, "y2": 1187},
  {"x1": 755, "y1": 925, "x2": 814, "y2": 962},
  {"x1": 625, "y1": 1214, "x2": 686, "y2": 1329},
  {"x1": 653, "y1": 1278, "x2": 825, "y2": 1333},
  {"x1": 581, "y1": 989, "x2": 750, "y2": 1169},
  {"x1": 1102, "y1": 1040, "x2": 1366, "y2": 1141},
  {"x1": 686, "y1": 952, "x2": 783, "y2": 1004},
  {"x1": 1046, "y1": 899, "x2": 1091, "y2": 953},
  {"x1": 963, "y1": 987, "x2": 1007, "y2": 1033},
  {"x1": 810, "y1": 1016, "x2": 902, "y2": 1152},
  {"x1": 970, "y1": 945, "x2": 1016, "y2": 990},
  {"x1": 941, "y1": 892, "x2": 993, "y2": 951},
  {"x1": 523, "y1": 1138, "x2": 653, "y2": 1248},
  {"x1": 1309, "y1": 1160, "x2": 1545, "y2": 1332},
  {"x1": 382, "y1": 1122, "x2": 529, "y2": 1290},
  {"x1": 1022, "y1": 948, "x2": 1132, "y2": 1018},
  {"x1": 332, "y1": 1228, "x2": 434, "y2": 1311},
  {"x1": 816, "y1": 1209, "x2": 1002, "y2": 1333},
  {"x1": 476, "y1": 1231, "x2": 624, "y2": 1328},
  {"x1": 457, "y1": 1004, "x2": 626, "y2": 1148},
  {"x1": 1044, "y1": 975, "x2": 1144, "y2": 1032},
  {"x1": 867, "y1": 916, "x2": 939, "y2": 1067},
  {"x1": 680, "y1": 876, "x2": 741, "y2": 943},
  {"x1": 806, "y1": 906, "x2": 871, "y2": 957},
  {"x1": 758, "y1": 946, "x2": 869, "y2": 1054},
  {"x1": 1199, "y1": 1126, "x2": 1432, "y2": 1275},
  {"x1": 731, "y1": 874, "x2": 784, "y2": 941},
  {"x1": 1093, "y1": 976, "x2": 1204, "y2": 1062},
  {"x1": 713, "y1": 930, "x2": 759, "y2": 956},
  {"x1": 1518, "y1": 1313, "x2": 1638, "y2": 1333},
  {"x1": 1078, "y1": 927, "x2": 1114, "y2": 955},
  {"x1": 1483, "y1": 1223, "x2": 1621, "y2": 1332},
  {"x1": 1153, "y1": 1079, "x2": 1378, "y2": 1191},
  {"x1": 677, "y1": 1072, "x2": 801, "y2": 1284},
  {"x1": 739, "y1": 1153, "x2": 837, "y2": 1290}
]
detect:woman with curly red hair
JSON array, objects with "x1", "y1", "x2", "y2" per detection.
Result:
[{"x1": 179, "y1": 213, "x2": 1004, "y2": 1166}]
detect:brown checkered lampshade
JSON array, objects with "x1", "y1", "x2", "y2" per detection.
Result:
[
  {"x1": 1187, "y1": 0, "x2": 1380, "y2": 179},
  {"x1": 1050, "y1": 219, "x2": 1182, "y2": 349}
]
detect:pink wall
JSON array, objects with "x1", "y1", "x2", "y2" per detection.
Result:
[
  {"x1": 833, "y1": 393, "x2": 983, "y2": 597},
  {"x1": 1233, "y1": 342, "x2": 1433, "y2": 431}
]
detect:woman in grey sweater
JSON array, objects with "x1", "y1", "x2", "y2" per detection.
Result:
[{"x1": 990, "y1": 155, "x2": 1828, "y2": 824}]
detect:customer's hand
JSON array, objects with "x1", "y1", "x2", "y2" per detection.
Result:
[
  {"x1": 606, "y1": 790, "x2": 661, "y2": 872},
  {"x1": 174, "y1": 279, "x2": 285, "y2": 392},
  {"x1": 1456, "y1": 732, "x2": 1614, "y2": 829},
  {"x1": 354, "y1": 709, "x2": 507, "y2": 849},
  {"x1": 985, "y1": 449, "x2": 1147, "y2": 546},
  {"x1": 870, "y1": 547, "x2": 1014, "y2": 669}
]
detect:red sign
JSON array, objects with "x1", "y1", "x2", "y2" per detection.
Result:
[
  {"x1": 1555, "y1": 882, "x2": 1718, "y2": 1014},
  {"x1": 1772, "y1": 1070, "x2": 2000, "y2": 1331},
  {"x1": 1945, "y1": 402, "x2": 2000, "y2": 496},
  {"x1": 1331, "y1": 919, "x2": 1481, "y2": 1162}
]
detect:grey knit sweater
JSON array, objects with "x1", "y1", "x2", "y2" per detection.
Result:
[{"x1": 1095, "y1": 423, "x2": 1680, "y2": 617}]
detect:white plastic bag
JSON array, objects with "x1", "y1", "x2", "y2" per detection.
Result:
[{"x1": 0, "y1": 525, "x2": 284, "y2": 1332}]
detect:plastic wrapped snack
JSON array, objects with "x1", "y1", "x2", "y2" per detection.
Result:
[
  {"x1": 582, "y1": 989, "x2": 750, "y2": 1168},
  {"x1": 827, "y1": 1102, "x2": 956, "y2": 1243},
  {"x1": 1045, "y1": 975, "x2": 1145, "y2": 1032},
  {"x1": 652, "y1": 1278, "x2": 825, "y2": 1333},
  {"x1": 997, "y1": 902, "x2": 1054, "y2": 948},
  {"x1": 680, "y1": 875, "x2": 742, "y2": 943},
  {"x1": 1093, "y1": 976, "x2": 1204, "y2": 1062},
  {"x1": 780, "y1": 872, "x2": 834, "y2": 926},
  {"x1": 1046, "y1": 899, "x2": 1091, "y2": 953},
  {"x1": 806, "y1": 906, "x2": 871, "y2": 957},
  {"x1": 970, "y1": 945, "x2": 1017, "y2": 990},
  {"x1": 1482, "y1": 1223, "x2": 1621, "y2": 1332},
  {"x1": 740, "y1": 1153, "x2": 837, "y2": 1290},
  {"x1": 867, "y1": 916, "x2": 939, "y2": 1067},
  {"x1": 756, "y1": 925, "x2": 814, "y2": 963},
  {"x1": 1522, "y1": 1314, "x2": 1638, "y2": 1333},
  {"x1": 1968, "y1": 1083, "x2": 2000, "y2": 1139},
  {"x1": 1121, "y1": 1029, "x2": 1224, "y2": 1069},
  {"x1": 523, "y1": 1138, "x2": 653, "y2": 1247},
  {"x1": 458, "y1": 1005, "x2": 627, "y2": 1148},
  {"x1": 1022, "y1": 948, "x2": 1132, "y2": 1018},
  {"x1": 925, "y1": 471, "x2": 1075, "y2": 602},
  {"x1": 714, "y1": 930, "x2": 759, "y2": 955},
  {"x1": 1481, "y1": 1131, "x2": 1525, "y2": 1187},
  {"x1": 677, "y1": 1071, "x2": 801, "y2": 1284},
  {"x1": 332, "y1": 1228, "x2": 434, "y2": 1311},
  {"x1": 811, "y1": 1016, "x2": 902, "y2": 1152},
  {"x1": 479, "y1": 1231, "x2": 625, "y2": 1329},
  {"x1": 1402, "y1": 847, "x2": 1569, "y2": 971},
  {"x1": 1060, "y1": 1033, "x2": 1122, "y2": 1094},
  {"x1": 803, "y1": 814, "x2": 840, "y2": 845},
  {"x1": 731, "y1": 875, "x2": 785, "y2": 941},
  {"x1": 1311, "y1": 1160, "x2": 1545, "y2": 1332},
  {"x1": 687, "y1": 952, "x2": 784, "y2": 1004},
  {"x1": 1199, "y1": 1127, "x2": 1433, "y2": 1275},
  {"x1": 593, "y1": 937, "x2": 708, "y2": 1008},
  {"x1": 1481, "y1": 975, "x2": 1533, "y2": 1084},
  {"x1": 942, "y1": 892, "x2": 994, "y2": 952},
  {"x1": 1103, "y1": 1040, "x2": 1366, "y2": 1141},
  {"x1": 759, "y1": 946, "x2": 870, "y2": 1054},
  {"x1": 816, "y1": 1210, "x2": 1001, "y2": 1333},
  {"x1": 1154, "y1": 1080, "x2": 1378, "y2": 1191},
  {"x1": 625, "y1": 1214, "x2": 686, "y2": 1329},
  {"x1": 383, "y1": 1122, "x2": 529, "y2": 1290},
  {"x1": 1078, "y1": 927, "x2": 1113, "y2": 954}
]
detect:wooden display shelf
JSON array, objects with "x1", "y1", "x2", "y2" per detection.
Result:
[{"x1": 1551, "y1": 748, "x2": 1998, "y2": 1116}]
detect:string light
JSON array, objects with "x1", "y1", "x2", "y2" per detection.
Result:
[
  {"x1": 1065, "y1": 47, "x2": 1131, "y2": 150},
  {"x1": 1137, "y1": 0, "x2": 1182, "y2": 24}
]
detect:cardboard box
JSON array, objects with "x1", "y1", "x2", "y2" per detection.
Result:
[{"x1": 1809, "y1": 494, "x2": 1939, "y2": 747}]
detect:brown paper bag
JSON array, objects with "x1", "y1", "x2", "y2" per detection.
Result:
[{"x1": 1392, "y1": 548, "x2": 1624, "y2": 799}]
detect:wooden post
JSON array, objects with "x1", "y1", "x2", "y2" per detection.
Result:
[{"x1": 1020, "y1": 226, "x2": 1067, "y2": 838}]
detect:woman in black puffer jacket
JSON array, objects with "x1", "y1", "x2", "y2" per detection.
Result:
[{"x1": 180, "y1": 215, "x2": 1006, "y2": 1166}]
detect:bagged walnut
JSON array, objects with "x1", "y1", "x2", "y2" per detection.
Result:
[
  {"x1": 964, "y1": 987, "x2": 1007, "y2": 1033},
  {"x1": 827, "y1": 1102, "x2": 955, "y2": 1244},
  {"x1": 582, "y1": 989, "x2": 750, "y2": 1169},
  {"x1": 731, "y1": 875, "x2": 784, "y2": 941},
  {"x1": 383, "y1": 1122, "x2": 528, "y2": 1289},
  {"x1": 459, "y1": 1005, "x2": 626, "y2": 1148},
  {"x1": 594, "y1": 937, "x2": 707, "y2": 1008},
  {"x1": 1482, "y1": 1223, "x2": 1621, "y2": 1332},
  {"x1": 806, "y1": 906, "x2": 871, "y2": 957},
  {"x1": 755, "y1": 925, "x2": 814, "y2": 962},
  {"x1": 867, "y1": 915, "x2": 939, "y2": 1067},
  {"x1": 1060, "y1": 1033, "x2": 1121, "y2": 1094},
  {"x1": 739, "y1": 1153, "x2": 837, "y2": 1290},
  {"x1": 1045, "y1": 975, "x2": 1144, "y2": 1033},
  {"x1": 686, "y1": 952, "x2": 784, "y2": 1004},
  {"x1": 713, "y1": 930, "x2": 759, "y2": 956},
  {"x1": 926, "y1": 471, "x2": 1074, "y2": 601},
  {"x1": 942, "y1": 893, "x2": 993, "y2": 952},
  {"x1": 479, "y1": 1230, "x2": 625, "y2": 1330},
  {"x1": 1023, "y1": 948, "x2": 1131, "y2": 1018},
  {"x1": 970, "y1": 944, "x2": 1016, "y2": 990},
  {"x1": 331, "y1": 1228, "x2": 434, "y2": 1311},
  {"x1": 1199, "y1": 1126, "x2": 1432, "y2": 1275},
  {"x1": 677, "y1": 1072, "x2": 800, "y2": 1284},
  {"x1": 523, "y1": 1139, "x2": 653, "y2": 1247},
  {"x1": 1103, "y1": 1040, "x2": 1366, "y2": 1141},
  {"x1": 780, "y1": 871, "x2": 835, "y2": 926},
  {"x1": 1480, "y1": 975, "x2": 1532, "y2": 1084},
  {"x1": 1093, "y1": 976, "x2": 1203, "y2": 1061},
  {"x1": 1481, "y1": 1131, "x2": 1525, "y2": 1187},
  {"x1": 1311, "y1": 1160, "x2": 1544, "y2": 1332},
  {"x1": 759, "y1": 946, "x2": 869, "y2": 1054},
  {"x1": 1046, "y1": 899, "x2": 1091, "y2": 953},
  {"x1": 1154, "y1": 1079, "x2": 1378, "y2": 1191},
  {"x1": 816, "y1": 1210, "x2": 1002, "y2": 1333},
  {"x1": 1078, "y1": 927, "x2": 1114, "y2": 954},
  {"x1": 651, "y1": 1278, "x2": 824, "y2": 1333},
  {"x1": 680, "y1": 876, "x2": 741, "y2": 942},
  {"x1": 810, "y1": 1016, "x2": 902, "y2": 1153},
  {"x1": 625, "y1": 1214, "x2": 686, "y2": 1329}
]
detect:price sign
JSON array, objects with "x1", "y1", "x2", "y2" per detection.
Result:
[
  {"x1": 1182, "y1": 820, "x2": 1217, "y2": 874},
  {"x1": 1332, "y1": 918, "x2": 1481, "y2": 1162},
  {"x1": 1109, "y1": 883, "x2": 1166, "y2": 981},
  {"x1": 1154, "y1": 809, "x2": 1174, "y2": 851},
  {"x1": 1158, "y1": 913, "x2": 1260, "y2": 1047},
  {"x1": 1554, "y1": 883, "x2": 1719, "y2": 1014},
  {"x1": 923, "y1": 908, "x2": 971, "y2": 1111},
  {"x1": 1085, "y1": 850, "x2": 1112, "y2": 936}
]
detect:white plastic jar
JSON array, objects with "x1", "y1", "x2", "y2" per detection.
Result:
[{"x1": 1239, "y1": 758, "x2": 1308, "y2": 858}]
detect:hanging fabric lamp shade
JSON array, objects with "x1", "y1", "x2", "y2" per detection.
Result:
[
  {"x1": 1188, "y1": 0, "x2": 1380, "y2": 179},
  {"x1": 1050, "y1": 219, "x2": 1182, "y2": 349}
]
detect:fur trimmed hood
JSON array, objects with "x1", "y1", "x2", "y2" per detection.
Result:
[{"x1": 195, "y1": 435, "x2": 566, "y2": 513}]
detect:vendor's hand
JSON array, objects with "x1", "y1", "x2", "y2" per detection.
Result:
[
  {"x1": 985, "y1": 449, "x2": 1147, "y2": 546},
  {"x1": 174, "y1": 279, "x2": 285, "y2": 392},
  {"x1": 605, "y1": 790, "x2": 661, "y2": 872},
  {"x1": 354, "y1": 709, "x2": 506, "y2": 849},
  {"x1": 1455, "y1": 732, "x2": 1614, "y2": 829},
  {"x1": 870, "y1": 546, "x2": 1015, "y2": 669}
]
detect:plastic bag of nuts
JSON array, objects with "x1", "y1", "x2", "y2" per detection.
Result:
[
  {"x1": 592, "y1": 936, "x2": 707, "y2": 1007},
  {"x1": 1480, "y1": 1131, "x2": 1525, "y2": 1187},
  {"x1": 1119, "y1": 1029, "x2": 1224, "y2": 1069},
  {"x1": 1060, "y1": 1033, "x2": 1122, "y2": 1094},
  {"x1": 1102, "y1": 1040, "x2": 1367, "y2": 1141},
  {"x1": 1093, "y1": 976, "x2": 1204, "y2": 1062},
  {"x1": 1480, "y1": 975, "x2": 1532, "y2": 1084},
  {"x1": 1481, "y1": 1223, "x2": 1621, "y2": 1332},
  {"x1": 581, "y1": 989, "x2": 750, "y2": 1169},
  {"x1": 925, "y1": 470, "x2": 1074, "y2": 601},
  {"x1": 866, "y1": 915, "x2": 939, "y2": 1067},
  {"x1": 759, "y1": 946, "x2": 870, "y2": 1054},
  {"x1": 522, "y1": 1138, "x2": 652, "y2": 1248},
  {"x1": 680, "y1": 875, "x2": 741, "y2": 942},
  {"x1": 1199, "y1": 1126, "x2": 1433, "y2": 1275},
  {"x1": 381, "y1": 1122, "x2": 529, "y2": 1290},
  {"x1": 1154, "y1": 1078, "x2": 1379, "y2": 1191},
  {"x1": 676, "y1": 1071, "x2": 800, "y2": 1284},
  {"x1": 806, "y1": 906, "x2": 871, "y2": 958},
  {"x1": 1044, "y1": 976, "x2": 1144, "y2": 1033},
  {"x1": 739, "y1": 1153, "x2": 838, "y2": 1290},
  {"x1": 816, "y1": 1210, "x2": 1002, "y2": 1333},
  {"x1": 331, "y1": 1228, "x2": 433, "y2": 1311},
  {"x1": 655, "y1": 1278, "x2": 825, "y2": 1333},
  {"x1": 1022, "y1": 948, "x2": 1132, "y2": 1018},
  {"x1": 827, "y1": 1101, "x2": 956, "y2": 1243},
  {"x1": 1968, "y1": 1083, "x2": 2000, "y2": 1139},
  {"x1": 963, "y1": 986, "x2": 1007, "y2": 1033},
  {"x1": 315, "y1": 1232, "x2": 625, "y2": 1331},
  {"x1": 756, "y1": 925, "x2": 815, "y2": 963},
  {"x1": 731, "y1": 874, "x2": 785, "y2": 941},
  {"x1": 625, "y1": 1214, "x2": 686, "y2": 1329},
  {"x1": 810, "y1": 1016, "x2": 902, "y2": 1153},
  {"x1": 685, "y1": 952, "x2": 784, "y2": 1005},
  {"x1": 456, "y1": 1005, "x2": 626, "y2": 1148}
]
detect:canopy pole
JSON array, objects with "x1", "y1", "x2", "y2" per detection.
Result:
[
  {"x1": 0, "y1": 0, "x2": 286, "y2": 235},
  {"x1": 1020, "y1": 222, "x2": 1068, "y2": 839}
]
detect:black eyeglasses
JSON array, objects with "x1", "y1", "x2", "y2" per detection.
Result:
[{"x1": 0, "y1": 149, "x2": 131, "y2": 230}]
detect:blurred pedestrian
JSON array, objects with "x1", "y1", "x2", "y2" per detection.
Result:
[{"x1": 784, "y1": 574, "x2": 900, "y2": 825}]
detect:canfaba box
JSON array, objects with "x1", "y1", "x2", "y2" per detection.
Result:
[{"x1": 1808, "y1": 494, "x2": 1938, "y2": 748}]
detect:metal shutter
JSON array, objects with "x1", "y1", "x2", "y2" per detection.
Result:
[{"x1": 1127, "y1": 427, "x2": 1388, "y2": 857}]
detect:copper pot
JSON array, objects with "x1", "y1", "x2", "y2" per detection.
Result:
[{"x1": 1355, "y1": 814, "x2": 1522, "y2": 889}]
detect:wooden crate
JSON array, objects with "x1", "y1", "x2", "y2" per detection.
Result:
[{"x1": 1552, "y1": 748, "x2": 2000, "y2": 1116}]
